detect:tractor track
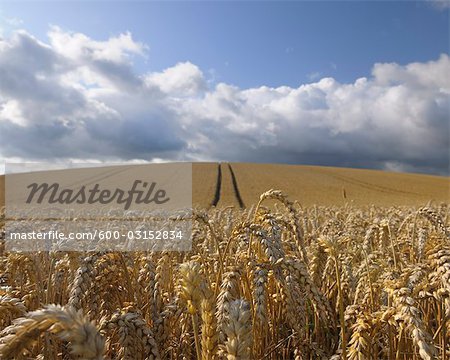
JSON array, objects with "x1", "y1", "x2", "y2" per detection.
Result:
[
  {"x1": 210, "y1": 163, "x2": 245, "y2": 209},
  {"x1": 320, "y1": 170, "x2": 421, "y2": 196},
  {"x1": 228, "y1": 164, "x2": 245, "y2": 209},
  {"x1": 211, "y1": 163, "x2": 222, "y2": 207}
]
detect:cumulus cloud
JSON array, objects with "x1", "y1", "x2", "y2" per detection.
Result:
[
  {"x1": 145, "y1": 62, "x2": 206, "y2": 97},
  {"x1": 0, "y1": 28, "x2": 448, "y2": 175}
]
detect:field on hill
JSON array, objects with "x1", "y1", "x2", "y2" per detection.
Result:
[
  {"x1": 0, "y1": 164, "x2": 449, "y2": 359},
  {"x1": 1, "y1": 163, "x2": 448, "y2": 209},
  {"x1": 192, "y1": 163, "x2": 448, "y2": 208}
]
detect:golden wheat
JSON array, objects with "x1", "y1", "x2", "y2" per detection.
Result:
[{"x1": 0, "y1": 190, "x2": 448, "y2": 359}]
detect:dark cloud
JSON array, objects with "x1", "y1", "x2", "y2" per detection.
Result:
[{"x1": 0, "y1": 28, "x2": 448, "y2": 175}]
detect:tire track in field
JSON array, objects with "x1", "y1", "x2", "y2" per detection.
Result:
[
  {"x1": 321, "y1": 170, "x2": 421, "y2": 196},
  {"x1": 211, "y1": 163, "x2": 222, "y2": 207},
  {"x1": 227, "y1": 163, "x2": 246, "y2": 209}
]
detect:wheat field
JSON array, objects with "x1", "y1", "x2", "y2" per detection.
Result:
[
  {"x1": 0, "y1": 165, "x2": 448, "y2": 359},
  {"x1": 0, "y1": 185, "x2": 449, "y2": 359},
  {"x1": 191, "y1": 163, "x2": 449, "y2": 209},
  {"x1": 1, "y1": 163, "x2": 448, "y2": 209}
]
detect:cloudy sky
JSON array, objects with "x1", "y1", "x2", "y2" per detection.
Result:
[{"x1": 0, "y1": 1, "x2": 449, "y2": 175}]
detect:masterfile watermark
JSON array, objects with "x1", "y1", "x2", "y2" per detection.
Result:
[
  {"x1": 5, "y1": 163, "x2": 192, "y2": 252},
  {"x1": 25, "y1": 180, "x2": 170, "y2": 210}
]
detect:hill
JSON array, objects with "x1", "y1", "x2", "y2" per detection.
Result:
[
  {"x1": 192, "y1": 163, "x2": 448, "y2": 208},
  {"x1": 0, "y1": 163, "x2": 448, "y2": 209}
]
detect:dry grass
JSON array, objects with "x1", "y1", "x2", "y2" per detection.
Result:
[{"x1": 0, "y1": 187, "x2": 449, "y2": 359}]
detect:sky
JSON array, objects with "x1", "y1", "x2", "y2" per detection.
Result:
[{"x1": 0, "y1": 1, "x2": 449, "y2": 175}]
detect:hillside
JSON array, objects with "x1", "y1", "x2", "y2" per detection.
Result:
[
  {"x1": 0, "y1": 163, "x2": 448, "y2": 209},
  {"x1": 192, "y1": 163, "x2": 448, "y2": 208}
]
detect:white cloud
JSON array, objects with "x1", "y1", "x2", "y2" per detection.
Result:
[
  {"x1": 145, "y1": 62, "x2": 206, "y2": 97},
  {"x1": 48, "y1": 26, "x2": 146, "y2": 64},
  {"x1": 428, "y1": 0, "x2": 450, "y2": 10},
  {"x1": 0, "y1": 28, "x2": 448, "y2": 175}
]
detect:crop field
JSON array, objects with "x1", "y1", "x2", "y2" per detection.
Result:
[
  {"x1": 192, "y1": 163, "x2": 449, "y2": 208},
  {"x1": 0, "y1": 164, "x2": 449, "y2": 359},
  {"x1": 1, "y1": 163, "x2": 449, "y2": 209}
]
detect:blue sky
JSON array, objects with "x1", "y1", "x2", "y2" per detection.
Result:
[
  {"x1": 1, "y1": 1, "x2": 448, "y2": 87},
  {"x1": 0, "y1": 1, "x2": 448, "y2": 175}
]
